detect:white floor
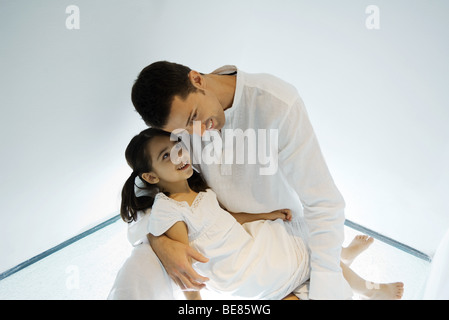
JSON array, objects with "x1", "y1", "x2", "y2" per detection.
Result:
[{"x1": 0, "y1": 219, "x2": 431, "y2": 300}]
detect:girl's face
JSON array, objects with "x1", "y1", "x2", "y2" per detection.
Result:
[{"x1": 143, "y1": 135, "x2": 193, "y2": 186}]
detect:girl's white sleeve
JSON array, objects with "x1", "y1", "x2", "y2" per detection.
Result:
[{"x1": 147, "y1": 202, "x2": 185, "y2": 237}]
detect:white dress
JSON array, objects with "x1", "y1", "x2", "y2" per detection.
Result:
[{"x1": 148, "y1": 189, "x2": 310, "y2": 300}]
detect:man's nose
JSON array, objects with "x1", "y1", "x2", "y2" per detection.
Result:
[{"x1": 191, "y1": 120, "x2": 207, "y2": 136}]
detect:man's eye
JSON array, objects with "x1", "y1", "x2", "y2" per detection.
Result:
[{"x1": 190, "y1": 112, "x2": 198, "y2": 123}]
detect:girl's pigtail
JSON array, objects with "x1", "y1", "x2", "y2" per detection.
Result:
[
  {"x1": 120, "y1": 171, "x2": 155, "y2": 223},
  {"x1": 120, "y1": 171, "x2": 139, "y2": 223}
]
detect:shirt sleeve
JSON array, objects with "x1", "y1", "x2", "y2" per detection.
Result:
[
  {"x1": 147, "y1": 199, "x2": 186, "y2": 237},
  {"x1": 278, "y1": 96, "x2": 353, "y2": 300},
  {"x1": 127, "y1": 209, "x2": 152, "y2": 246}
]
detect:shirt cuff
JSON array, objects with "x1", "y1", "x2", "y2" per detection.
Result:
[
  {"x1": 308, "y1": 270, "x2": 353, "y2": 300},
  {"x1": 127, "y1": 209, "x2": 152, "y2": 246}
]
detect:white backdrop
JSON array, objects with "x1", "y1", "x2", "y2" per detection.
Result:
[{"x1": 1, "y1": 0, "x2": 448, "y2": 274}]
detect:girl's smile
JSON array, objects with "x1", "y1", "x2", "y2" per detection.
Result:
[{"x1": 177, "y1": 161, "x2": 190, "y2": 171}]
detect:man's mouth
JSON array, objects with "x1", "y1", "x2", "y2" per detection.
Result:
[{"x1": 206, "y1": 118, "x2": 214, "y2": 130}]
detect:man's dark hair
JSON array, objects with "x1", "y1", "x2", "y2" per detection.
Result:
[{"x1": 131, "y1": 61, "x2": 198, "y2": 128}]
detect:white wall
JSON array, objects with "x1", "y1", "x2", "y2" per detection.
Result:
[
  {"x1": 0, "y1": 0, "x2": 149, "y2": 273},
  {"x1": 1, "y1": 0, "x2": 448, "y2": 273}
]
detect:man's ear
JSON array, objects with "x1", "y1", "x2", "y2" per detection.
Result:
[
  {"x1": 188, "y1": 70, "x2": 206, "y2": 90},
  {"x1": 141, "y1": 172, "x2": 159, "y2": 185}
]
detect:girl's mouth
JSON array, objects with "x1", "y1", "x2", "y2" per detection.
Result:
[{"x1": 177, "y1": 161, "x2": 190, "y2": 171}]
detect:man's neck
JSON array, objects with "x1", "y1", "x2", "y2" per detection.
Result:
[{"x1": 204, "y1": 73, "x2": 236, "y2": 111}]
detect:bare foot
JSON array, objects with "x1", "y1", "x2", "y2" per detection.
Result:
[
  {"x1": 341, "y1": 235, "x2": 374, "y2": 266},
  {"x1": 361, "y1": 282, "x2": 404, "y2": 300}
]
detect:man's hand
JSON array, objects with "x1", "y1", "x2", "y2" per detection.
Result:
[{"x1": 148, "y1": 234, "x2": 209, "y2": 291}]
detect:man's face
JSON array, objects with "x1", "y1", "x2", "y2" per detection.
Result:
[{"x1": 161, "y1": 90, "x2": 226, "y2": 136}]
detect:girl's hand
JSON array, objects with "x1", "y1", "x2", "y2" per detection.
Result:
[
  {"x1": 264, "y1": 209, "x2": 292, "y2": 221},
  {"x1": 229, "y1": 209, "x2": 292, "y2": 225}
]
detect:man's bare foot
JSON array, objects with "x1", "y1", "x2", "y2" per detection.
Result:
[
  {"x1": 361, "y1": 282, "x2": 404, "y2": 300},
  {"x1": 341, "y1": 235, "x2": 374, "y2": 266}
]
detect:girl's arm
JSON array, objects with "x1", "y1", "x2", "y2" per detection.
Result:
[
  {"x1": 163, "y1": 221, "x2": 202, "y2": 300},
  {"x1": 224, "y1": 207, "x2": 292, "y2": 225}
]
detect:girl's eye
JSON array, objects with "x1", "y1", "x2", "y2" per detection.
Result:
[{"x1": 162, "y1": 152, "x2": 170, "y2": 160}]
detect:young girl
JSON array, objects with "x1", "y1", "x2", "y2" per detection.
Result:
[{"x1": 121, "y1": 128, "x2": 404, "y2": 300}]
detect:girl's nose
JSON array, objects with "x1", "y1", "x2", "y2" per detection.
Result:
[{"x1": 173, "y1": 142, "x2": 189, "y2": 164}]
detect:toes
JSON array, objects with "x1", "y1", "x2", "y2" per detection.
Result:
[
  {"x1": 396, "y1": 283, "x2": 404, "y2": 299},
  {"x1": 355, "y1": 235, "x2": 374, "y2": 243}
]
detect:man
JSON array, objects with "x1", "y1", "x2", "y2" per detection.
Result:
[{"x1": 108, "y1": 61, "x2": 352, "y2": 300}]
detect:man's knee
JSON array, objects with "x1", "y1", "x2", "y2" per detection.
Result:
[{"x1": 108, "y1": 243, "x2": 175, "y2": 300}]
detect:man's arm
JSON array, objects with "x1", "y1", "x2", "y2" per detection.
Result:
[
  {"x1": 162, "y1": 221, "x2": 202, "y2": 300},
  {"x1": 278, "y1": 96, "x2": 352, "y2": 300},
  {"x1": 147, "y1": 233, "x2": 209, "y2": 292}
]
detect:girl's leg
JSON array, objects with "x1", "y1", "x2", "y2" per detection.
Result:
[{"x1": 282, "y1": 293, "x2": 300, "y2": 300}]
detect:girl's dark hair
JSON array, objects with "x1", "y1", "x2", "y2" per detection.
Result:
[
  {"x1": 131, "y1": 61, "x2": 199, "y2": 128},
  {"x1": 120, "y1": 128, "x2": 208, "y2": 223}
]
